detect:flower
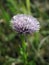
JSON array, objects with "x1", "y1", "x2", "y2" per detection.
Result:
[{"x1": 10, "y1": 14, "x2": 40, "y2": 34}]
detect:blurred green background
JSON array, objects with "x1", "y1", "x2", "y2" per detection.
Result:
[{"x1": 0, "y1": 0, "x2": 49, "y2": 65}]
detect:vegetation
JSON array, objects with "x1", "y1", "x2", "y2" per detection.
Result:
[{"x1": 0, "y1": 0, "x2": 49, "y2": 65}]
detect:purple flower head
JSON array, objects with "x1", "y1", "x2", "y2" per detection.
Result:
[{"x1": 10, "y1": 14, "x2": 40, "y2": 34}]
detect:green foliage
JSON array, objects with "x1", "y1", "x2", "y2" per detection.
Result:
[{"x1": 0, "y1": 0, "x2": 49, "y2": 65}]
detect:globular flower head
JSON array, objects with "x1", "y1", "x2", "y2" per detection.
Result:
[{"x1": 10, "y1": 14, "x2": 40, "y2": 34}]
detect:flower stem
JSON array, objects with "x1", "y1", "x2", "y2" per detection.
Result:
[{"x1": 19, "y1": 34, "x2": 28, "y2": 65}]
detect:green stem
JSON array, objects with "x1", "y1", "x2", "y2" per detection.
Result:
[
  {"x1": 26, "y1": 0, "x2": 31, "y2": 14},
  {"x1": 19, "y1": 34, "x2": 28, "y2": 65}
]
